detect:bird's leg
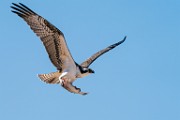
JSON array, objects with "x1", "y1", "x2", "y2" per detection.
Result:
[
  {"x1": 74, "y1": 86, "x2": 88, "y2": 95},
  {"x1": 74, "y1": 86, "x2": 81, "y2": 91},
  {"x1": 59, "y1": 72, "x2": 68, "y2": 85}
]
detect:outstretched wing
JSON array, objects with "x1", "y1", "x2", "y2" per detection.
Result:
[
  {"x1": 80, "y1": 36, "x2": 126, "y2": 68},
  {"x1": 11, "y1": 3, "x2": 75, "y2": 71}
]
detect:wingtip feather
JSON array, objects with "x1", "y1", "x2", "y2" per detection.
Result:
[{"x1": 119, "y1": 36, "x2": 127, "y2": 44}]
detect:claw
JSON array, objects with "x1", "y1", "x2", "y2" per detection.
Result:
[
  {"x1": 79, "y1": 92, "x2": 88, "y2": 95},
  {"x1": 74, "y1": 86, "x2": 88, "y2": 95}
]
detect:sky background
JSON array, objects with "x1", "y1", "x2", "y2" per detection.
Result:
[{"x1": 0, "y1": 0, "x2": 180, "y2": 120}]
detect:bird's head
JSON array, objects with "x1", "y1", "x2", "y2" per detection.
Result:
[
  {"x1": 77, "y1": 65, "x2": 95, "y2": 78},
  {"x1": 82, "y1": 67, "x2": 95, "y2": 74}
]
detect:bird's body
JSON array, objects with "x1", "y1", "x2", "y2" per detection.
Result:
[{"x1": 11, "y1": 3, "x2": 126, "y2": 95}]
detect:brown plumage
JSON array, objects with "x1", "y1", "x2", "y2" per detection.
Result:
[
  {"x1": 11, "y1": 3, "x2": 126, "y2": 95},
  {"x1": 80, "y1": 36, "x2": 126, "y2": 68},
  {"x1": 11, "y1": 3, "x2": 74, "y2": 71}
]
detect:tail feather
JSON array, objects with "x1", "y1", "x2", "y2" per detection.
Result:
[{"x1": 38, "y1": 72, "x2": 60, "y2": 84}]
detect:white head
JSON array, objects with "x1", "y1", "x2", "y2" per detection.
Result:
[{"x1": 79, "y1": 67, "x2": 95, "y2": 78}]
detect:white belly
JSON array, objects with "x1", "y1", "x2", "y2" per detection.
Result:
[
  {"x1": 59, "y1": 71, "x2": 77, "y2": 84},
  {"x1": 59, "y1": 72, "x2": 68, "y2": 84}
]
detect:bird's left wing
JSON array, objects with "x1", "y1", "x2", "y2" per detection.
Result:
[
  {"x1": 80, "y1": 36, "x2": 126, "y2": 68},
  {"x1": 11, "y1": 3, "x2": 75, "y2": 71}
]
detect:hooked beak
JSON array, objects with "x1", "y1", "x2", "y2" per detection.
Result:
[{"x1": 90, "y1": 69, "x2": 95, "y2": 73}]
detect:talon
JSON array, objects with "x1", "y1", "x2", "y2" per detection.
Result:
[
  {"x1": 79, "y1": 92, "x2": 88, "y2": 95},
  {"x1": 75, "y1": 86, "x2": 81, "y2": 91}
]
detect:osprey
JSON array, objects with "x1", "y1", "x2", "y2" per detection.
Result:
[{"x1": 11, "y1": 3, "x2": 126, "y2": 95}]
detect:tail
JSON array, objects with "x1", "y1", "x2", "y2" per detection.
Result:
[{"x1": 38, "y1": 71, "x2": 61, "y2": 84}]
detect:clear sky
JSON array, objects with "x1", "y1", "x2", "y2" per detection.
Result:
[{"x1": 0, "y1": 0, "x2": 179, "y2": 120}]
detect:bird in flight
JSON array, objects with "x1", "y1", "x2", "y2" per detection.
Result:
[{"x1": 11, "y1": 3, "x2": 126, "y2": 95}]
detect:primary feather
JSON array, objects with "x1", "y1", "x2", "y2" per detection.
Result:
[{"x1": 11, "y1": 3, "x2": 75, "y2": 71}]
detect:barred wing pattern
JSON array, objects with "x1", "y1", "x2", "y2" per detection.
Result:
[
  {"x1": 80, "y1": 36, "x2": 126, "y2": 68},
  {"x1": 11, "y1": 3, "x2": 75, "y2": 71}
]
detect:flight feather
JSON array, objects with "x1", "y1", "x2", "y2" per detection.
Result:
[
  {"x1": 80, "y1": 36, "x2": 126, "y2": 68},
  {"x1": 11, "y1": 3, "x2": 75, "y2": 71}
]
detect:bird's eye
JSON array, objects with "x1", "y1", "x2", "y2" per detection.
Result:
[{"x1": 82, "y1": 68, "x2": 88, "y2": 72}]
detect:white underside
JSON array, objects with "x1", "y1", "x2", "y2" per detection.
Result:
[{"x1": 59, "y1": 72, "x2": 68, "y2": 85}]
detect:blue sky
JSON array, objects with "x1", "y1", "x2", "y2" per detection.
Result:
[{"x1": 0, "y1": 0, "x2": 179, "y2": 120}]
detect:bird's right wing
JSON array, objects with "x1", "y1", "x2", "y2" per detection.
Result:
[
  {"x1": 80, "y1": 36, "x2": 126, "y2": 68},
  {"x1": 11, "y1": 3, "x2": 75, "y2": 71}
]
